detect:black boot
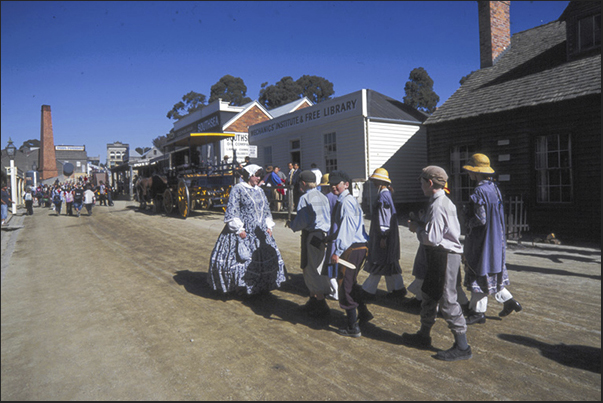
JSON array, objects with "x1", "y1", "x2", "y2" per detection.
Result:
[
  {"x1": 466, "y1": 310, "x2": 486, "y2": 325},
  {"x1": 338, "y1": 309, "x2": 361, "y2": 337},
  {"x1": 499, "y1": 298, "x2": 522, "y2": 317},
  {"x1": 299, "y1": 296, "x2": 318, "y2": 312},
  {"x1": 308, "y1": 298, "x2": 330, "y2": 318},
  {"x1": 357, "y1": 303, "x2": 374, "y2": 324}
]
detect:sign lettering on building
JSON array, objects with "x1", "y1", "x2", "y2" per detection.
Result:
[
  {"x1": 250, "y1": 97, "x2": 358, "y2": 137},
  {"x1": 197, "y1": 115, "x2": 220, "y2": 132}
]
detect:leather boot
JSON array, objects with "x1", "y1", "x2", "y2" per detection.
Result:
[{"x1": 499, "y1": 298, "x2": 523, "y2": 317}]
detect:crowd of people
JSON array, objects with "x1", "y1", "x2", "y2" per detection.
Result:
[
  {"x1": 207, "y1": 153, "x2": 523, "y2": 362},
  {"x1": 17, "y1": 177, "x2": 114, "y2": 218}
]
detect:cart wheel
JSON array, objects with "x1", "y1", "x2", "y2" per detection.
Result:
[
  {"x1": 178, "y1": 180, "x2": 190, "y2": 219},
  {"x1": 163, "y1": 189, "x2": 173, "y2": 215}
]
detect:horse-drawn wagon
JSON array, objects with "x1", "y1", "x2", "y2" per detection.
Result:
[{"x1": 161, "y1": 132, "x2": 238, "y2": 218}]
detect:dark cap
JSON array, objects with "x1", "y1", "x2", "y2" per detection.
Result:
[
  {"x1": 299, "y1": 170, "x2": 316, "y2": 183},
  {"x1": 419, "y1": 165, "x2": 448, "y2": 187},
  {"x1": 328, "y1": 170, "x2": 350, "y2": 185}
]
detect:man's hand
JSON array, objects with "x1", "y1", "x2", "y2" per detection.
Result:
[
  {"x1": 330, "y1": 254, "x2": 339, "y2": 264},
  {"x1": 239, "y1": 230, "x2": 247, "y2": 239}
]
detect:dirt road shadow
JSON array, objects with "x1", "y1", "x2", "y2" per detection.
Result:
[{"x1": 498, "y1": 334, "x2": 601, "y2": 374}]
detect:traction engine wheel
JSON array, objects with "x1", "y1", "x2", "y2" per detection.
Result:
[{"x1": 178, "y1": 179, "x2": 190, "y2": 219}]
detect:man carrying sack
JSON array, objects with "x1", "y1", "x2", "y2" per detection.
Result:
[{"x1": 324, "y1": 170, "x2": 371, "y2": 338}]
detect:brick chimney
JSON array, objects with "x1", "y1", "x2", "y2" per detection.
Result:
[
  {"x1": 478, "y1": 1, "x2": 511, "y2": 68},
  {"x1": 39, "y1": 105, "x2": 58, "y2": 180}
]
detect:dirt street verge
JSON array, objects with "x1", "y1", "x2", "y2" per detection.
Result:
[{"x1": 1, "y1": 200, "x2": 600, "y2": 400}]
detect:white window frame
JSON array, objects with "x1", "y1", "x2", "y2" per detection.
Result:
[
  {"x1": 323, "y1": 132, "x2": 337, "y2": 173},
  {"x1": 449, "y1": 145, "x2": 475, "y2": 203},
  {"x1": 535, "y1": 134, "x2": 573, "y2": 204}
]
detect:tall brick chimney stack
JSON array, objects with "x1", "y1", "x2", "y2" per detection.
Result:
[
  {"x1": 39, "y1": 105, "x2": 58, "y2": 180},
  {"x1": 478, "y1": 1, "x2": 511, "y2": 68}
]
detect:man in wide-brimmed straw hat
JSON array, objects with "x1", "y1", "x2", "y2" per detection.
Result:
[{"x1": 462, "y1": 153, "x2": 523, "y2": 325}]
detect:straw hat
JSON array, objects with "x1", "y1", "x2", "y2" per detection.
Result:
[
  {"x1": 370, "y1": 168, "x2": 391, "y2": 184},
  {"x1": 319, "y1": 173, "x2": 330, "y2": 186},
  {"x1": 463, "y1": 153, "x2": 495, "y2": 174}
]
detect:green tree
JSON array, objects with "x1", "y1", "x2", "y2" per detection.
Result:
[
  {"x1": 259, "y1": 76, "x2": 302, "y2": 109},
  {"x1": 153, "y1": 134, "x2": 168, "y2": 150},
  {"x1": 20, "y1": 139, "x2": 40, "y2": 150},
  {"x1": 296, "y1": 75, "x2": 334, "y2": 104},
  {"x1": 209, "y1": 75, "x2": 252, "y2": 106},
  {"x1": 166, "y1": 91, "x2": 207, "y2": 120},
  {"x1": 258, "y1": 75, "x2": 335, "y2": 109},
  {"x1": 403, "y1": 67, "x2": 440, "y2": 114}
]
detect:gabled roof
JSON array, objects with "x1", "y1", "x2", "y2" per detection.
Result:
[
  {"x1": 425, "y1": 20, "x2": 601, "y2": 125},
  {"x1": 222, "y1": 100, "x2": 271, "y2": 131},
  {"x1": 366, "y1": 89, "x2": 428, "y2": 123},
  {"x1": 268, "y1": 97, "x2": 313, "y2": 118}
]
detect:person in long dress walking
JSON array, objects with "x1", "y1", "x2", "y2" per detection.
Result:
[
  {"x1": 462, "y1": 153, "x2": 522, "y2": 324},
  {"x1": 361, "y1": 168, "x2": 407, "y2": 301},
  {"x1": 208, "y1": 164, "x2": 287, "y2": 296}
]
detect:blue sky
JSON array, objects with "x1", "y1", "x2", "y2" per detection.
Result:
[{"x1": 1, "y1": 1, "x2": 569, "y2": 161}]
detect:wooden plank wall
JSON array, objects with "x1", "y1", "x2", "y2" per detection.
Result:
[{"x1": 425, "y1": 94, "x2": 600, "y2": 242}]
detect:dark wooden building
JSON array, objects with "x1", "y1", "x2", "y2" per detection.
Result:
[{"x1": 424, "y1": 1, "x2": 600, "y2": 243}]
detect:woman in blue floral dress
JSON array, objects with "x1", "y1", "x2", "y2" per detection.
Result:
[{"x1": 208, "y1": 164, "x2": 287, "y2": 296}]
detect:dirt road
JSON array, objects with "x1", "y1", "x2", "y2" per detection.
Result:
[{"x1": 1, "y1": 201, "x2": 600, "y2": 400}]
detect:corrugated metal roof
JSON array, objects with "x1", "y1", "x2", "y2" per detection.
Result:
[{"x1": 425, "y1": 20, "x2": 601, "y2": 125}]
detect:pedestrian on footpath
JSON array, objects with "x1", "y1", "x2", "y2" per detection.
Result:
[
  {"x1": 402, "y1": 166, "x2": 472, "y2": 361},
  {"x1": 73, "y1": 183, "x2": 84, "y2": 217},
  {"x1": 83, "y1": 185, "x2": 96, "y2": 216},
  {"x1": 361, "y1": 168, "x2": 407, "y2": 301},
  {"x1": 286, "y1": 170, "x2": 333, "y2": 317},
  {"x1": 324, "y1": 170, "x2": 372, "y2": 338},
  {"x1": 65, "y1": 186, "x2": 74, "y2": 216},
  {"x1": 462, "y1": 153, "x2": 522, "y2": 324},
  {"x1": 107, "y1": 182, "x2": 114, "y2": 206},
  {"x1": 1, "y1": 184, "x2": 14, "y2": 225},
  {"x1": 52, "y1": 186, "x2": 63, "y2": 215},
  {"x1": 23, "y1": 187, "x2": 34, "y2": 215}
]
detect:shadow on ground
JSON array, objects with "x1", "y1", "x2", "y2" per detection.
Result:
[{"x1": 498, "y1": 334, "x2": 601, "y2": 374}]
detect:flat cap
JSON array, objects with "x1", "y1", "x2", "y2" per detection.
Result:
[
  {"x1": 299, "y1": 170, "x2": 317, "y2": 183},
  {"x1": 328, "y1": 170, "x2": 351, "y2": 185},
  {"x1": 419, "y1": 165, "x2": 448, "y2": 187}
]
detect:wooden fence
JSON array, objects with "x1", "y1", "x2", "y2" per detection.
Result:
[{"x1": 506, "y1": 195, "x2": 529, "y2": 240}]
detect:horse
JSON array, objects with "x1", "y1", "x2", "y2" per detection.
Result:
[{"x1": 135, "y1": 175, "x2": 167, "y2": 211}]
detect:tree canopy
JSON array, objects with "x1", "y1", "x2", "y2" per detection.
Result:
[
  {"x1": 209, "y1": 75, "x2": 252, "y2": 106},
  {"x1": 403, "y1": 67, "x2": 439, "y2": 114},
  {"x1": 259, "y1": 75, "x2": 334, "y2": 109},
  {"x1": 19, "y1": 139, "x2": 40, "y2": 151},
  {"x1": 135, "y1": 147, "x2": 151, "y2": 155},
  {"x1": 166, "y1": 91, "x2": 207, "y2": 120}
]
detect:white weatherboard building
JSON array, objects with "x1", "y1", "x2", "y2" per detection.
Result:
[{"x1": 248, "y1": 89, "x2": 428, "y2": 205}]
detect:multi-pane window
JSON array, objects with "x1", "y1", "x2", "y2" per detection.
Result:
[
  {"x1": 449, "y1": 145, "x2": 475, "y2": 203},
  {"x1": 578, "y1": 13, "x2": 601, "y2": 52},
  {"x1": 264, "y1": 146, "x2": 272, "y2": 166},
  {"x1": 324, "y1": 132, "x2": 337, "y2": 173},
  {"x1": 536, "y1": 134, "x2": 573, "y2": 203}
]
